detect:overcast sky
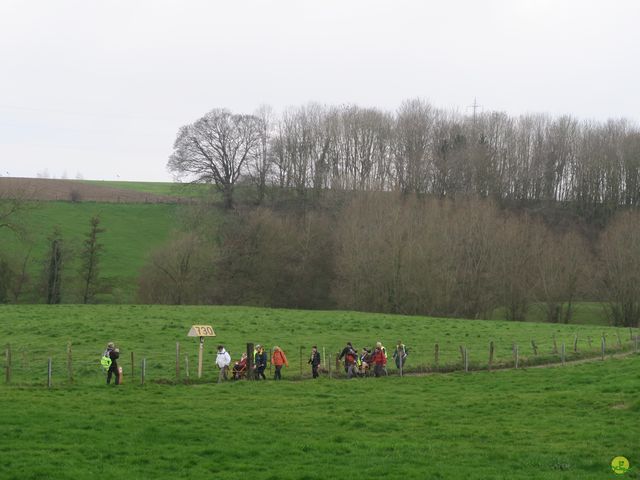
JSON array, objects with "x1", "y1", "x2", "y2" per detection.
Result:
[{"x1": 1, "y1": 0, "x2": 638, "y2": 182}]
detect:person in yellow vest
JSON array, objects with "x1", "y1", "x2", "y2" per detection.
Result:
[
  {"x1": 102, "y1": 342, "x2": 121, "y2": 385},
  {"x1": 393, "y1": 340, "x2": 408, "y2": 369},
  {"x1": 376, "y1": 341, "x2": 388, "y2": 376}
]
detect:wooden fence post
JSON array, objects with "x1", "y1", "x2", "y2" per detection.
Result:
[
  {"x1": 464, "y1": 347, "x2": 469, "y2": 373},
  {"x1": 616, "y1": 332, "x2": 622, "y2": 349},
  {"x1": 67, "y1": 342, "x2": 73, "y2": 384},
  {"x1": 299, "y1": 346, "x2": 304, "y2": 378},
  {"x1": 601, "y1": 335, "x2": 606, "y2": 361},
  {"x1": 175, "y1": 342, "x2": 180, "y2": 380},
  {"x1": 459, "y1": 345, "x2": 465, "y2": 370},
  {"x1": 434, "y1": 343, "x2": 440, "y2": 372},
  {"x1": 197, "y1": 337, "x2": 204, "y2": 379},
  {"x1": 514, "y1": 344, "x2": 519, "y2": 369},
  {"x1": 5, "y1": 344, "x2": 11, "y2": 384},
  {"x1": 531, "y1": 339, "x2": 538, "y2": 356},
  {"x1": 561, "y1": 343, "x2": 565, "y2": 366},
  {"x1": 47, "y1": 357, "x2": 52, "y2": 388},
  {"x1": 141, "y1": 357, "x2": 146, "y2": 386},
  {"x1": 246, "y1": 343, "x2": 254, "y2": 380},
  {"x1": 489, "y1": 341, "x2": 494, "y2": 371},
  {"x1": 185, "y1": 355, "x2": 190, "y2": 379},
  {"x1": 573, "y1": 334, "x2": 578, "y2": 353},
  {"x1": 328, "y1": 351, "x2": 332, "y2": 379}
]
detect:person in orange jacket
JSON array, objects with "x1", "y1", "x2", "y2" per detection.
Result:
[{"x1": 271, "y1": 346, "x2": 289, "y2": 380}]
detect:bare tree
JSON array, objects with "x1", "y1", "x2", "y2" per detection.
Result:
[
  {"x1": 535, "y1": 229, "x2": 588, "y2": 323},
  {"x1": 11, "y1": 248, "x2": 32, "y2": 302},
  {"x1": 168, "y1": 108, "x2": 262, "y2": 209},
  {"x1": 79, "y1": 216, "x2": 105, "y2": 304},
  {"x1": 249, "y1": 105, "x2": 275, "y2": 204},
  {"x1": 0, "y1": 258, "x2": 14, "y2": 303},
  {"x1": 599, "y1": 211, "x2": 640, "y2": 327},
  {"x1": 394, "y1": 99, "x2": 434, "y2": 194},
  {"x1": 494, "y1": 215, "x2": 541, "y2": 321},
  {"x1": 0, "y1": 187, "x2": 34, "y2": 237},
  {"x1": 138, "y1": 233, "x2": 215, "y2": 304},
  {"x1": 43, "y1": 227, "x2": 64, "y2": 304}
]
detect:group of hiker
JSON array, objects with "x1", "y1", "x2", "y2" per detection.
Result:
[
  {"x1": 102, "y1": 340, "x2": 408, "y2": 385},
  {"x1": 216, "y1": 340, "x2": 409, "y2": 383},
  {"x1": 339, "y1": 340, "x2": 408, "y2": 378},
  {"x1": 215, "y1": 344, "x2": 289, "y2": 383},
  {"x1": 215, "y1": 344, "x2": 290, "y2": 383}
]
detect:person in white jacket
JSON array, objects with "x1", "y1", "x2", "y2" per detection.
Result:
[{"x1": 216, "y1": 345, "x2": 231, "y2": 383}]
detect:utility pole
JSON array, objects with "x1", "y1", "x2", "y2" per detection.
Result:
[{"x1": 467, "y1": 97, "x2": 482, "y2": 124}]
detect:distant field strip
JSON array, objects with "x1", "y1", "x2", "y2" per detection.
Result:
[{"x1": 0, "y1": 177, "x2": 189, "y2": 202}]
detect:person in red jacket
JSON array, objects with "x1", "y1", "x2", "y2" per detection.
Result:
[
  {"x1": 371, "y1": 344, "x2": 387, "y2": 377},
  {"x1": 233, "y1": 353, "x2": 248, "y2": 380},
  {"x1": 271, "y1": 346, "x2": 289, "y2": 380}
]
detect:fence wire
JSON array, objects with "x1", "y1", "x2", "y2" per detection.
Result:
[{"x1": 2, "y1": 334, "x2": 639, "y2": 387}]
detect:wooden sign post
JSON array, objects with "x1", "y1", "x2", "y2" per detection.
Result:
[{"x1": 187, "y1": 325, "x2": 216, "y2": 379}]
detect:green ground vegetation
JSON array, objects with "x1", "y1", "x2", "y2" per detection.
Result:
[
  {"x1": 81, "y1": 179, "x2": 211, "y2": 198},
  {"x1": 1, "y1": 305, "x2": 637, "y2": 385},
  {"x1": 493, "y1": 302, "x2": 610, "y2": 326},
  {"x1": 0, "y1": 202, "x2": 178, "y2": 303},
  {"x1": 0, "y1": 307, "x2": 640, "y2": 480}
]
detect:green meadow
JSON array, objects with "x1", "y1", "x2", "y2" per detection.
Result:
[
  {"x1": 1, "y1": 305, "x2": 637, "y2": 386},
  {"x1": 80, "y1": 179, "x2": 209, "y2": 198},
  {"x1": 1, "y1": 306, "x2": 639, "y2": 479},
  {"x1": 0, "y1": 202, "x2": 179, "y2": 303}
]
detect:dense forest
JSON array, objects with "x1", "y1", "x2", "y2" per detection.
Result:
[{"x1": 138, "y1": 193, "x2": 640, "y2": 327}]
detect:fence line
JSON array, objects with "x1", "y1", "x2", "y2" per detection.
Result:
[{"x1": 2, "y1": 332, "x2": 639, "y2": 387}]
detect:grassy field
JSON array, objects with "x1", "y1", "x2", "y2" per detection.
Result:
[
  {"x1": 1, "y1": 305, "x2": 637, "y2": 385},
  {"x1": 81, "y1": 179, "x2": 210, "y2": 198},
  {"x1": 0, "y1": 202, "x2": 179, "y2": 303},
  {"x1": 493, "y1": 302, "x2": 611, "y2": 326},
  {"x1": 0, "y1": 305, "x2": 638, "y2": 479}
]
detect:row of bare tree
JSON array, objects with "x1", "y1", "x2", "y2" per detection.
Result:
[
  {"x1": 138, "y1": 196, "x2": 640, "y2": 327},
  {"x1": 0, "y1": 214, "x2": 105, "y2": 305},
  {"x1": 168, "y1": 101, "x2": 640, "y2": 220}
]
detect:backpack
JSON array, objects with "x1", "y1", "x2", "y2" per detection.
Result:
[{"x1": 101, "y1": 355, "x2": 112, "y2": 370}]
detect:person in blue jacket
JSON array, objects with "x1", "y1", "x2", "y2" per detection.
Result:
[{"x1": 254, "y1": 344, "x2": 267, "y2": 380}]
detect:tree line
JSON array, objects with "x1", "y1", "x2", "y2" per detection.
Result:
[
  {"x1": 168, "y1": 100, "x2": 640, "y2": 223},
  {"x1": 137, "y1": 194, "x2": 640, "y2": 327}
]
